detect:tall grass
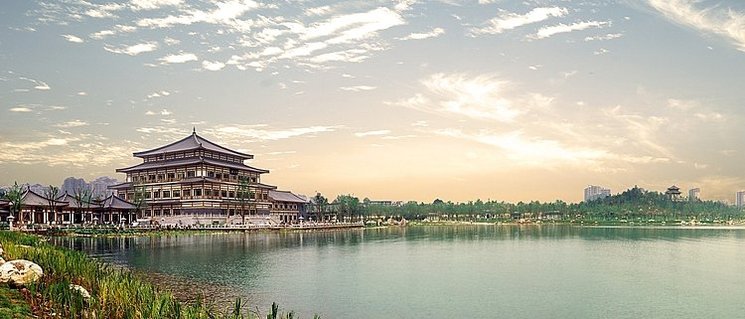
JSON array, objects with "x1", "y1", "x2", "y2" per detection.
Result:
[{"x1": 0, "y1": 231, "x2": 315, "y2": 319}]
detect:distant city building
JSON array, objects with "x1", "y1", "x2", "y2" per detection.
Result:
[
  {"x1": 584, "y1": 185, "x2": 611, "y2": 202},
  {"x1": 737, "y1": 191, "x2": 745, "y2": 208},
  {"x1": 665, "y1": 185, "x2": 682, "y2": 201},
  {"x1": 688, "y1": 188, "x2": 701, "y2": 201}
]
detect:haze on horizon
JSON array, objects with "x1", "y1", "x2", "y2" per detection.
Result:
[{"x1": 1, "y1": 0, "x2": 744, "y2": 203}]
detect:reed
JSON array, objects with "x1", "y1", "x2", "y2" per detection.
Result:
[{"x1": 0, "y1": 231, "x2": 317, "y2": 319}]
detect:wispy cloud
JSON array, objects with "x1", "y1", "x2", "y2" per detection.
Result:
[
  {"x1": 398, "y1": 27, "x2": 445, "y2": 40},
  {"x1": 19, "y1": 77, "x2": 50, "y2": 90},
  {"x1": 471, "y1": 7, "x2": 567, "y2": 35},
  {"x1": 647, "y1": 0, "x2": 745, "y2": 51},
  {"x1": 9, "y1": 107, "x2": 32, "y2": 112},
  {"x1": 62, "y1": 34, "x2": 84, "y2": 43},
  {"x1": 202, "y1": 60, "x2": 226, "y2": 71},
  {"x1": 204, "y1": 124, "x2": 341, "y2": 142},
  {"x1": 355, "y1": 130, "x2": 391, "y2": 137},
  {"x1": 531, "y1": 21, "x2": 610, "y2": 39},
  {"x1": 104, "y1": 42, "x2": 158, "y2": 55},
  {"x1": 340, "y1": 85, "x2": 377, "y2": 91},
  {"x1": 159, "y1": 52, "x2": 198, "y2": 64},
  {"x1": 54, "y1": 120, "x2": 89, "y2": 128},
  {"x1": 584, "y1": 33, "x2": 623, "y2": 41},
  {"x1": 389, "y1": 73, "x2": 552, "y2": 122}
]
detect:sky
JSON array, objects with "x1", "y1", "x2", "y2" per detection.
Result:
[{"x1": 1, "y1": 0, "x2": 744, "y2": 203}]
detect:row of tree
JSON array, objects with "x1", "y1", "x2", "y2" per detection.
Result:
[{"x1": 313, "y1": 187, "x2": 744, "y2": 222}]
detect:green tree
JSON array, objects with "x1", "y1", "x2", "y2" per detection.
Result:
[
  {"x1": 131, "y1": 182, "x2": 148, "y2": 221},
  {"x1": 73, "y1": 185, "x2": 93, "y2": 223},
  {"x1": 237, "y1": 176, "x2": 250, "y2": 225},
  {"x1": 313, "y1": 192, "x2": 328, "y2": 222},
  {"x1": 4, "y1": 182, "x2": 25, "y2": 224},
  {"x1": 43, "y1": 185, "x2": 60, "y2": 224}
]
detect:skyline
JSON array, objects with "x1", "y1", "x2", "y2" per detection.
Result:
[{"x1": 1, "y1": 0, "x2": 745, "y2": 203}]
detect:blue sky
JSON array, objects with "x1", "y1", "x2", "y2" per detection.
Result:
[{"x1": 1, "y1": 0, "x2": 744, "y2": 203}]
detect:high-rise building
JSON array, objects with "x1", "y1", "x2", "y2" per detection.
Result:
[
  {"x1": 688, "y1": 188, "x2": 701, "y2": 201},
  {"x1": 736, "y1": 191, "x2": 745, "y2": 208},
  {"x1": 584, "y1": 185, "x2": 611, "y2": 202}
]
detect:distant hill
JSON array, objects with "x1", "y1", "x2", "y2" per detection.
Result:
[{"x1": 2, "y1": 176, "x2": 119, "y2": 199}]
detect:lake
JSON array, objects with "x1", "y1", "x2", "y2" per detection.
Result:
[{"x1": 52, "y1": 226, "x2": 745, "y2": 318}]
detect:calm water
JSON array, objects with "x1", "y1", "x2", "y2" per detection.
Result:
[{"x1": 53, "y1": 226, "x2": 745, "y2": 318}]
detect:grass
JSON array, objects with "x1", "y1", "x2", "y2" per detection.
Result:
[
  {"x1": 0, "y1": 231, "x2": 317, "y2": 319},
  {"x1": 0, "y1": 286, "x2": 33, "y2": 319}
]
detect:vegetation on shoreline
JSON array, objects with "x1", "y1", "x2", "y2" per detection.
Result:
[
  {"x1": 0, "y1": 231, "x2": 315, "y2": 319},
  {"x1": 340, "y1": 187, "x2": 744, "y2": 223}
]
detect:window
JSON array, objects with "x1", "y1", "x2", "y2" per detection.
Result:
[
  {"x1": 177, "y1": 173, "x2": 184, "y2": 179},
  {"x1": 221, "y1": 190, "x2": 227, "y2": 198},
  {"x1": 162, "y1": 191, "x2": 170, "y2": 198},
  {"x1": 167, "y1": 173, "x2": 175, "y2": 179},
  {"x1": 148, "y1": 175, "x2": 156, "y2": 181},
  {"x1": 157, "y1": 174, "x2": 164, "y2": 181},
  {"x1": 153, "y1": 191, "x2": 160, "y2": 198},
  {"x1": 215, "y1": 173, "x2": 222, "y2": 179},
  {"x1": 183, "y1": 189, "x2": 191, "y2": 197},
  {"x1": 194, "y1": 189, "x2": 202, "y2": 197},
  {"x1": 208, "y1": 171, "x2": 215, "y2": 178},
  {"x1": 173, "y1": 190, "x2": 180, "y2": 198},
  {"x1": 249, "y1": 192, "x2": 255, "y2": 199},
  {"x1": 187, "y1": 171, "x2": 195, "y2": 178},
  {"x1": 145, "y1": 192, "x2": 151, "y2": 199},
  {"x1": 229, "y1": 191, "x2": 235, "y2": 198}
]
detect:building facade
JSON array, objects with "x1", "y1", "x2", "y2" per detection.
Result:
[
  {"x1": 737, "y1": 191, "x2": 745, "y2": 208},
  {"x1": 268, "y1": 190, "x2": 309, "y2": 224},
  {"x1": 110, "y1": 130, "x2": 277, "y2": 225},
  {"x1": 688, "y1": 188, "x2": 701, "y2": 201},
  {"x1": 583, "y1": 185, "x2": 611, "y2": 202}
]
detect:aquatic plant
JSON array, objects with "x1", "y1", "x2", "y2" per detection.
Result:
[{"x1": 0, "y1": 231, "x2": 317, "y2": 319}]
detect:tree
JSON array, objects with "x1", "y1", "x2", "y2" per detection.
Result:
[
  {"x1": 4, "y1": 182, "x2": 24, "y2": 224},
  {"x1": 73, "y1": 184, "x2": 94, "y2": 223},
  {"x1": 335, "y1": 194, "x2": 361, "y2": 222},
  {"x1": 43, "y1": 185, "x2": 60, "y2": 224},
  {"x1": 237, "y1": 176, "x2": 250, "y2": 225},
  {"x1": 131, "y1": 182, "x2": 148, "y2": 222},
  {"x1": 313, "y1": 192, "x2": 328, "y2": 222}
]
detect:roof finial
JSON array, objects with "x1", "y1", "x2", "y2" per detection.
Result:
[{"x1": 192, "y1": 126, "x2": 196, "y2": 134}]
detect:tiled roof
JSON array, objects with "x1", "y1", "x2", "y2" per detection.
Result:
[
  {"x1": 100, "y1": 194, "x2": 136, "y2": 210},
  {"x1": 116, "y1": 157, "x2": 268, "y2": 173},
  {"x1": 13, "y1": 190, "x2": 69, "y2": 207},
  {"x1": 269, "y1": 190, "x2": 309, "y2": 203},
  {"x1": 133, "y1": 131, "x2": 253, "y2": 159}
]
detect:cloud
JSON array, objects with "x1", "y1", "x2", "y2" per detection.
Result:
[
  {"x1": 9, "y1": 107, "x2": 32, "y2": 112},
  {"x1": 436, "y1": 128, "x2": 607, "y2": 165},
  {"x1": 163, "y1": 37, "x2": 180, "y2": 45},
  {"x1": 104, "y1": 41, "x2": 158, "y2": 55},
  {"x1": 530, "y1": 20, "x2": 610, "y2": 39},
  {"x1": 145, "y1": 110, "x2": 156, "y2": 115},
  {"x1": 471, "y1": 7, "x2": 567, "y2": 35},
  {"x1": 159, "y1": 52, "x2": 198, "y2": 64},
  {"x1": 202, "y1": 60, "x2": 226, "y2": 71},
  {"x1": 130, "y1": 0, "x2": 183, "y2": 11},
  {"x1": 135, "y1": 0, "x2": 261, "y2": 29},
  {"x1": 204, "y1": 124, "x2": 340, "y2": 142},
  {"x1": 389, "y1": 73, "x2": 552, "y2": 122},
  {"x1": 648, "y1": 0, "x2": 745, "y2": 51},
  {"x1": 77, "y1": 91, "x2": 87, "y2": 96},
  {"x1": 62, "y1": 34, "x2": 84, "y2": 43},
  {"x1": 160, "y1": 109, "x2": 172, "y2": 116},
  {"x1": 355, "y1": 130, "x2": 391, "y2": 137},
  {"x1": 19, "y1": 77, "x2": 50, "y2": 90},
  {"x1": 54, "y1": 120, "x2": 89, "y2": 128},
  {"x1": 398, "y1": 27, "x2": 445, "y2": 40},
  {"x1": 584, "y1": 33, "x2": 623, "y2": 41},
  {"x1": 340, "y1": 85, "x2": 377, "y2": 91}
]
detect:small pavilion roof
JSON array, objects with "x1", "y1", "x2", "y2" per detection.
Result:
[
  {"x1": 56, "y1": 192, "x2": 96, "y2": 209},
  {"x1": 269, "y1": 190, "x2": 308, "y2": 203},
  {"x1": 132, "y1": 130, "x2": 253, "y2": 159},
  {"x1": 100, "y1": 194, "x2": 136, "y2": 210},
  {"x1": 18, "y1": 190, "x2": 68, "y2": 207},
  {"x1": 116, "y1": 157, "x2": 268, "y2": 173},
  {"x1": 255, "y1": 182, "x2": 278, "y2": 190}
]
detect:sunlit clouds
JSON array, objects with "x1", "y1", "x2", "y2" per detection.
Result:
[{"x1": 1, "y1": 0, "x2": 745, "y2": 202}]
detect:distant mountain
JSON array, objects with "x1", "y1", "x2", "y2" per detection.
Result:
[{"x1": 1, "y1": 176, "x2": 119, "y2": 200}]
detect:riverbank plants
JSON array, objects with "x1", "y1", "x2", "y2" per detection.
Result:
[{"x1": 0, "y1": 231, "x2": 313, "y2": 319}]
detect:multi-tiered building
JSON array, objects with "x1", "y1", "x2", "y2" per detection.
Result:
[{"x1": 110, "y1": 129, "x2": 277, "y2": 225}]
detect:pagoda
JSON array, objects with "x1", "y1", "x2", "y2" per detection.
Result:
[{"x1": 110, "y1": 129, "x2": 276, "y2": 225}]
